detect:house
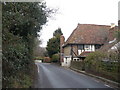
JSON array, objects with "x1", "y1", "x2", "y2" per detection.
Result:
[
  {"x1": 60, "y1": 23, "x2": 112, "y2": 67},
  {"x1": 99, "y1": 25, "x2": 118, "y2": 52}
]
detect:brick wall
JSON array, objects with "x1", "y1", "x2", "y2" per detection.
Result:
[
  {"x1": 60, "y1": 35, "x2": 65, "y2": 62},
  {"x1": 64, "y1": 45, "x2": 78, "y2": 57},
  {"x1": 64, "y1": 45, "x2": 71, "y2": 56}
]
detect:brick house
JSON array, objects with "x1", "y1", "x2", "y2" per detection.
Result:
[{"x1": 60, "y1": 24, "x2": 112, "y2": 67}]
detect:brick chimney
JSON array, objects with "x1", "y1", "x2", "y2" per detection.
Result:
[{"x1": 60, "y1": 35, "x2": 65, "y2": 62}]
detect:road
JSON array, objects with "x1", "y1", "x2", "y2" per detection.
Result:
[{"x1": 34, "y1": 62, "x2": 114, "y2": 89}]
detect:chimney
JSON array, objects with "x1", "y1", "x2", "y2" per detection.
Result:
[
  {"x1": 108, "y1": 23, "x2": 117, "y2": 42},
  {"x1": 60, "y1": 35, "x2": 65, "y2": 62},
  {"x1": 111, "y1": 23, "x2": 115, "y2": 28}
]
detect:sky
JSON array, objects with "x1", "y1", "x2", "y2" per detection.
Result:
[{"x1": 39, "y1": 0, "x2": 119, "y2": 47}]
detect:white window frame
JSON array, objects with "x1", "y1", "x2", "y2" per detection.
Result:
[{"x1": 85, "y1": 45, "x2": 90, "y2": 50}]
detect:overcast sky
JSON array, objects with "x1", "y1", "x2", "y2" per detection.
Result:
[{"x1": 39, "y1": 0, "x2": 119, "y2": 47}]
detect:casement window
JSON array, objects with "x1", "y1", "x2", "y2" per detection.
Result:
[
  {"x1": 78, "y1": 45, "x2": 84, "y2": 50},
  {"x1": 85, "y1": 45, "x2": 90, "y2": 50}
]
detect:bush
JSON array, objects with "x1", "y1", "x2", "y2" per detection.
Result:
[
  {"x1": 84, "y1": 51, "x2": 106, "y2": 72},
  {"x1": 2, "y1": 30, "x2": 35, "y2": 88},
  {"x1": 2, "y1": 1, "x2": 53, "y2": 88},
  {"x1": 84, "y1": 51, "x2": 119, "y2": 82},
  {"x1": 71, "y1": 61, "x2": 85, "y2": 71},
  {"x1": 34, "y1": 57, "x2": 43, "y2": 60},
  {"x1": 51, "y1": 54, "x2": 59, "y2": 62}
]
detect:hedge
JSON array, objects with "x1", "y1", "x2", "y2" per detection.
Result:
[{"x1": 70, "y1": 51, "x2": 120, "y2": 83}]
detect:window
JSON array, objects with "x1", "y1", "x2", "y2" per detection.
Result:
[
  {"x1": 95, "y1": 45, "x2": 101, "y2": 49},
  {"x1": 78, "y1": 45, "x2": 84, "y2": 50},
  {"x1": 74, "y1": 59, "x2": 76, "y2": 61},
  {"x1": 85, "y1": 45, "x2": 90, "y2": 50}
]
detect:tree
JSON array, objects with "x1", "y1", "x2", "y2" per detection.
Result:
[
  {"x1": 2, "y1": 2, "x2": 53, "y2": 88},
  {"x1": 51, "y1": 54, "x2": 59, "y2": 62},
  {"x1": 33, "y1": 38, "x2": 47, "y2": 58},
  {"x1": 46, "y1": 28, "x2": 63, "y2": 58},
  {"x1": 53, "y1": 28, "x2": 63, "y2": 37}
]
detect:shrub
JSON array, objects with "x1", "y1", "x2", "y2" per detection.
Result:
[
  {"x1": 85, "y1": 51, "x2": 106, "y2": 72},
  {"x1": 2, "y1": 32, "x2": 33, "y2": 88},
  {"x1": 84, "y1": 51, "x2": 119, "y2": 82},
  {"x1": 108, "y1": 51, "x2": 119, "y2": 61},
  {"x1": 51, "y1": 54, "x2": 59, "y2": 62},
  {"x1": 71, "y1": 61, "x2": 85, "y2": 71},
  {"x1": 34, "y1": 57, "x2": 43, "y2": 60}
]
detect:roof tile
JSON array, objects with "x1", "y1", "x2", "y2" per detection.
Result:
[{"x1": 65, "y1": 24, "x2": 111, "y2": 45}]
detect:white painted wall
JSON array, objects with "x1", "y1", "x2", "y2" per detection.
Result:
[
  {"x1": 61, "y1": 56, "x2": 72, "y2": 67},
  {"x1": 73, "y1": 58, "x2": 80, "y2": 61},
  {"x1": 35, "y1": 60, "x2": 42, "y2": 63},
  {"x1": 78, "y1": 50, "x2": 84, "y2": 55}
]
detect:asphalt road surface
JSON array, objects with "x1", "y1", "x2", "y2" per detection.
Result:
[{"x1": 34, "y1": 63, "x2": 114, "y2": 89}]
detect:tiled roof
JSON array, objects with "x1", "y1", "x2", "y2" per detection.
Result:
[
  {"x1": 107, "y1": 26, "x2": 118, "y2": 42},
  {"x1": 65, "y1": 24, "x2": 111, "y2": 45},
  {"x1": 98, "y1": 42, "x2": 117, "y2": 52},
  {"x1": 99, "y1": 26, "x2": 118, "y2": 52},
  {"x1": 99, "y1": 41, "x2": 119, "y2": 52}
]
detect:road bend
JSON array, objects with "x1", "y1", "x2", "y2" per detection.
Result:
[{"x1": 34, "y1": 63, "x2": 114, "y2": 89}]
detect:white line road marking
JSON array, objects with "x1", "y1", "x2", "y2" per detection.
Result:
[
  {"x1": 37, "y1": 64, "x2": 39, "y2": 73},
  {"x1": 104, "y1": 84, "x2": 111, "y2": 88},
  {"x1": 94, "y1": 79, "x2": 100, "y2": 83}
]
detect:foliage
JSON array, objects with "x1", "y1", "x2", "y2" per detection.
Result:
[
  {"x1": 51, "y1": 54, "x2": 59, "y2": 62},
  {"x1": 71, "y1": 61, "x2": 85, "y2": 71},
  {"x1": 34, "y1": 56, "x2": 44, "y2": 60},
  {"x1": 53, "y1": 28, "x2": 63, "y2": 37},
  {"x1": 2, "y1": 2, "x2": 49, "y2": 38},
  {"x1": 84, "y1": 51, "x2": 106, "y2": 71},
  {"x1": 83, "y1": 51, "x2": 119, "y2": 82},
  {"x1": 108, "y1": 51, "x2": 119, "y2": 61},
  {"x1": 33, "y1": 38, "x2": 46, "y2": 58},
  {"x1": 46, "y1": 28, "x2": 63, "y2": 58},
  {"x1": 2, "y1": 32, "x2": 33, "y2": 88},
  {"x1": 71, "y1": 51, "x2": 119, "y2": 82},
  {"x1": 2, "y1": 1, "x2": 52, "y2": 88},
  {"x1": 46, "y1": 37, "x2": 59, "y2": 57}
]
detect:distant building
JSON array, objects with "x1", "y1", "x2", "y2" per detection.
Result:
[{"x1": 60, "y1": 23, "x2": 116, "y2": 67}]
